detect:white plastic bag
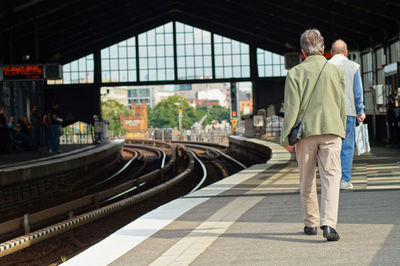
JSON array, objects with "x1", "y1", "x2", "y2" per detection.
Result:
[{"x1": 355, "y1": 122, "x2": 370, "y2": 155}]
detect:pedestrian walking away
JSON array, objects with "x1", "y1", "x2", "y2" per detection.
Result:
[
  {"x1": 280, "y1": 29, "x2": 346, "y2": 241},
  {"x1": 329, "y1": 39, "x2": 366, "y2": 190}
]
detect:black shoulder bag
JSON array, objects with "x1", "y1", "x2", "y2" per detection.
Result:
[{"x1": 288, "y1": 61, "x2": 328, "y2": 146}]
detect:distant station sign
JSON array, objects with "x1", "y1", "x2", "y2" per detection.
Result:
[
  {"x1": 2, "y1": 65, "x2": 44, "y2": 81},
  {"x1": 253, "y1": 115, "x2": 264, "y2": 127}
]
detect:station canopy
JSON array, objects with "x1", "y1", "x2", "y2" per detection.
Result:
[{"x1": 1, "y1": 0, "x2": 399, "y2": 65}]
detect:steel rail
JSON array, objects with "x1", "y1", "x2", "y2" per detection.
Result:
[
  {"x1": 188, "y1": 150, "x2": 207, "y2": 193},
  {"x1": 171, "y1": 140, "x2": 228, "y2": 149},
  {"x1": 179, "y1": 143, "x2": 247, "y2": 170},
  {"x1": 125, "y1": 144, "x2": 167, "y2": 169},
  {"x1": 155, "y1": 147, "x2": 167, "y2": 168},
  {"x1": 87, "y1": 149, "x2": 139, "y2": 190},
  {"x1": 125, "y1": 139, "x2": 174, "y2": 151}
]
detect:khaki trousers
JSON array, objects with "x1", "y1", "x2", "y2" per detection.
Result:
[{"x1": 295, "y1": 134, "x2": 342, "y2": 229}]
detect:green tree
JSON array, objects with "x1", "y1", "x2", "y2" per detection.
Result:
[
  {"x1": 147, "y1": 96, "x2": 231, "y2": 129},
  {"x1": 101, "y1": 100, "x2": 131, "y2": 136},
  {"x1": 194, "y1": 106, "x2": 211, "y2": 124},
  {"x1": 147, "y1": 105, "x2": 153, "y2": 124},
  {"x1": 195, "y1": 105, "x2": 230, "y2": 125},
  {"x1": 149, "y1": 95, "x2": 197, "y2": 129},
  {"x1": 209, "y1": 105, "x2": 230, "y2": 122}
]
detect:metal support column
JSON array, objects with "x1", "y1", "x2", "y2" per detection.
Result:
[
  {"x1": 173, "y1": 21, "x2": 178, "y2": 81},
  {"x1": 94, "y1": 50, "x2": 102, "y2": 119},
  {"x1": 211, "y1": 33, "x2": 216, "y2": 79},
  {"x1": 249, "y1": 44, "x2": 258, "y2": 115}
]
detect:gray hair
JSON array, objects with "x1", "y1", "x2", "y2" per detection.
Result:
[{"x1": 300, "y1": 29, "x2": 324, "y2": 56}]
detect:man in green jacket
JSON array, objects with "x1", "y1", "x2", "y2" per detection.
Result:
[{"x1": 280, "y1": 29, "x2": 346, "y2": 241}]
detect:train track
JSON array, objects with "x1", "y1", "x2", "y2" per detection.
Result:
[
  {"x1": 179, "y1": 142, "x2": 247, "y2": 190},
  {"x1": 0, "y1": 140, "x2": 246, "y2": 261},
  {"x1": 0, "y1": 145, "x2": 158, "y2": 223}
]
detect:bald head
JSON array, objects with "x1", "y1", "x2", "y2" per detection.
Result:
[{"x1": 331, "y1": 39, "x2": 348, "y2": 56}]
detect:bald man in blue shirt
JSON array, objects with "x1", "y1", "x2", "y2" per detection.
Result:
[{"x1": 329, "y1": 39, "x2": 366, "y2": 190}]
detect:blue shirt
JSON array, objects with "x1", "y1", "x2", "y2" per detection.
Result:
[{"x1": 353, "y1": 69, "x2": 364, "y2": 115}]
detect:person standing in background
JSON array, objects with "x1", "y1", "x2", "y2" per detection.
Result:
[
  {"x1": 20, "y1": 116, "x2": 32, "y2": 151},
  {"x1": 31, "y1": 104, "x2": 41, "y2": 153},
  {"x1": 43, "y1": 109, "x2": 51, "y2": 152},
  {"x1": 387, "y1": 89, "x2": 398, "y2": 145},
  {"x1": 20, "y1": 116, "x2": 32, "y2": 138},
  {"x1": 49, "y1": 102, "x2": 62, "y2": 153},
  {"x1": 329, "y1": 39, "x2": 366, "y2": 190},
  {"x1": 0, "y1": 103, "x2": 8, "y2": 153}
]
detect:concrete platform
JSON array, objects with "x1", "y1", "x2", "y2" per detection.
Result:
[
  {"x1": 0, "y1": 140, "x2": 124, "y2": 187},
  {"x1": 63, "y1": 139, "x2": 400, "y2": 266},
  {"x1": 0, "y1": 144, "x2": 91, "y2": 167}
]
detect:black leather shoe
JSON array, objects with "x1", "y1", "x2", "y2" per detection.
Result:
[
  {"x1": 304, "y1": 226, "x2": 317, "y2": 235},
  {"x1": 321, "y1": 226, "x2": 340, "y2": 241}
]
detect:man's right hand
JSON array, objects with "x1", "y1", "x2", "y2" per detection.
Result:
[
  {"x1": 357, "y1": 113, "x2": 366, "y2": 123},
  {"x1": 284, "y1": 145, "x2": 294, "y2": 152}
]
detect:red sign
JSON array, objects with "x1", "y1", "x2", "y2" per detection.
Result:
[
  {"x1": 2, "y1": 65, "x2": 44, "y2": 80},
  {"x1": 301, "y1": 52, "x2": 332, "y2": 60}
]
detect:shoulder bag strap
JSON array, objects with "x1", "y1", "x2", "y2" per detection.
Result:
[{"x1": 298, "y1": 60, "x2": 328, "y2": 122}]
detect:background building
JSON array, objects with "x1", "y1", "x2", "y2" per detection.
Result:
[
  {"x1": 120, "y1": 102, "x2": 148, "y2": 139},
  {"x1": 101, "y1": 87, "x2": 128, "y2": 106},
  {"x1": 127, "y1": 85, "x2": 162, "y2": 109}
]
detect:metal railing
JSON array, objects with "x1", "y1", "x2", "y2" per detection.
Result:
[
  {"x1": 145, "y1": 128, "x2": 231, "y2": 145},
  {"x1": 60, "y1": 124, "x2": 95, "y2": 144},
  {"x1": 265, "y1": 115, "x2": 283, "y2": 137}
]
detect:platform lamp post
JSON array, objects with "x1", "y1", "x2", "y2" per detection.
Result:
[{"x1": 174, "y1": 102, "x2": 183, "y2": 140}]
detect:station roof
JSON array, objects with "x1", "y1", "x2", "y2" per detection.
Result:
[{"x1": 1, "y1": 0, "x2": 399, "y2": 65}]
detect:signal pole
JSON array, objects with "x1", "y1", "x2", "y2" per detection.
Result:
[
  {"x1": 179, "y1": 107, "x2": 183, "y2": 133},
  {"x1": 230, "y1": 82, "x2": 239, "y2": 133},
  {"x1": 175, "y1": 102, "x2": 183, "y2": 140}
]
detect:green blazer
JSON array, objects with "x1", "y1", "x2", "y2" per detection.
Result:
[{"x1": 280, "y1": 55, "x2": 346, "y2": 146}]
